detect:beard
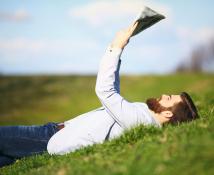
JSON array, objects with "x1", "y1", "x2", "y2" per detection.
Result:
[{"x1": 146, "y1": 97, "x2": 168, "y2": 113}]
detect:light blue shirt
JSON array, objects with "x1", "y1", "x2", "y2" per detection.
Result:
[{"x1": 47, "y1": 46, "x2": 160, "y2": 155}]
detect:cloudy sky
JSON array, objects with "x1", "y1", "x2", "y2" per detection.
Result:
[{"x1": 0, "y1": 0, "x2": 213, "y2": 75}]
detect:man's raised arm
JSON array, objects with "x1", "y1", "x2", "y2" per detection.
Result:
[{"x1": 95, "y1": 23, "x2": 147, "y2": 129}]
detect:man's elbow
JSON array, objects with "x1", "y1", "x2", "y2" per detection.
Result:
[
  {"x1": 47, "y1": 136, "x2": 70, "y2": 155},
  {"x1": 95, "y1": 84, "x2": 103, "y2": 98},
  {"x1": 95, "y1": 86, "x2": 109, "y2": 100},
  {"x1": 47, "y1": 137, "x2": 83, "y2": 155},
  {"x1": 47, "y1": 140, "x2": 64, "y2": 155}
]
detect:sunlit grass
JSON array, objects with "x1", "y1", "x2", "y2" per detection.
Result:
[{"x1": 0, "y1": 73, "x2": 213, "y2": 174}]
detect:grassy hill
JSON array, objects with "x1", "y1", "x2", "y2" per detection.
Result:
[{"x1": 0, "y1": 73, "x2": 213, "y2": 174}]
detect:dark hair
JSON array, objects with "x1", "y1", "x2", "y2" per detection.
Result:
[{"x1": 169, "y1": 92, "x2": 199, "y2": 124}]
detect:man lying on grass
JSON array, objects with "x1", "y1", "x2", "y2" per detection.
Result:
[{"x1": 0, "y1": 22, "x2": 198, "y2": 168}]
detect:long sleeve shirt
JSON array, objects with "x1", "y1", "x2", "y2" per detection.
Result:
[{"x1": 47, "y1": 46, "x2": 161, "y2": 155}]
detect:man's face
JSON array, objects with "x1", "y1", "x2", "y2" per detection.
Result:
[
  {"x1": 158, "y1": 94, "x2": 182, "y2": 108},
  {"x1": 146, "y1": 94, "x2": 183, "y2": 114}
]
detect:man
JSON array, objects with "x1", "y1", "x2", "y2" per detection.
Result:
[{"x1": 0, "y1": 22, "x2": 198, "y2": 167}]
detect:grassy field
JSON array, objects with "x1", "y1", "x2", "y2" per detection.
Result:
[{"x1": 0, "y1": 73, "x2": 213, "y2": 175}]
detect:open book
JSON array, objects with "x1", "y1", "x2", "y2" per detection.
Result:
[{"x1": 131, "y1": 6, "x2": 165, "y2": 37}]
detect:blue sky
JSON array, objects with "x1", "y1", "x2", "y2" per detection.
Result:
[{"x1": 0, "y1": 0, "x2": 213, "y2": 75}]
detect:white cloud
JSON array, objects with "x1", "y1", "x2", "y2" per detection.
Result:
[
  {"x1": 175, "y1": 26, "x2": 214, "y2": 58},
  {"x1": 0, "y1": 37, "x2": 99, "y2": 55},
  {"x1": 177, "y1": 27, "x2": 214, "y2": 44},
  {"x1": 68, "y1": 0, "x2": 172, "y2": 27},
  {"x1": 0, "y1": 9, "x2": 30, "y2": 22},
  {"x1": 0, "y1": 38, "x2": 45, "y2": 53},
  {"x1": 0, "y1": 37, "x2": 102, "y2": 73},
  {"x1": 174, "y1": 26, "x2": 214, "y2": 69}
]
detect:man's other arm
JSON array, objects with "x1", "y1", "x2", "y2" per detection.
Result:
[{"x1": 95, "y1": 23, "x2": 144, "y2": 129}]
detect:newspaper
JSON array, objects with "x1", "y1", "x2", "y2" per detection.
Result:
[{"x1": 131, "y1": 6, "x2": 165, "y2": 37}]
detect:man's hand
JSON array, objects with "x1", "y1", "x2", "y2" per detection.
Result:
[{"x1": 110, "y1": 22, "x2": 138, "y2": 49}]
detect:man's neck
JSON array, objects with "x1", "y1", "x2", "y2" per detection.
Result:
[{"x1": 149, "y1": 109, "x2": 164, "y2": 125}]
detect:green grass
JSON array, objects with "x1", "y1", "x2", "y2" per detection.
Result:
[{"x1": 0, "y1": 73, "x2": 213, "y2": 175}]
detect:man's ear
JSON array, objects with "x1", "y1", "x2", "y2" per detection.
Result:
[{"x1": 160, "y1": 111, "x2": 173, "y2": 118}]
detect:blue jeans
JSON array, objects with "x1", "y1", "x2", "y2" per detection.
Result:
[{"x1": 0, "y1": 122, "x2": 59, "y2": 167}]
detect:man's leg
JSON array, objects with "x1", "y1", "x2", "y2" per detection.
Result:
[{"x1": 0, "y1": 122, "x2": 59, "y2": 167}]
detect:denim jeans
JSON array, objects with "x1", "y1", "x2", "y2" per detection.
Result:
[{"x1": 0, "y1": 122, "x2": 59, "y2": 168}]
